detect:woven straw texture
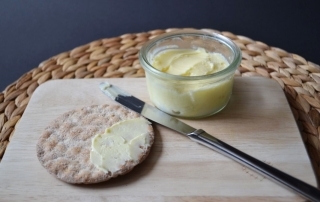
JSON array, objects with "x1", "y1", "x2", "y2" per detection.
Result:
[{"x1": 1, "y1": 28, "x2": 320, "y2": 184}]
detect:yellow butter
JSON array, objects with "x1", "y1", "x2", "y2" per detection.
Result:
[
  {"x1": 152, "y1": 48, "x2": 229, "y2": 76},
  {"x1": 147, "y1": 78, "x2": 233, "y2": 117},
  {"x1": 148, "y1": 47, "x2": 232, "y2": 117},
  {"x1": 90, "y1": 117, "x2": 151, "y2": 173}
]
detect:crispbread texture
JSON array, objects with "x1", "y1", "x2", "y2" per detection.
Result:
[{"x1": 36, "y1": 104, "x2": 154, "y2": 184}]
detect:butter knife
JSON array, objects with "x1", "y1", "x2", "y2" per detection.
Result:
[{"x1": 99, "y1": 81, "x2": 320, "y2": 202}]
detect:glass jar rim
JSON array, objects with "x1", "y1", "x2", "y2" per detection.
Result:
[{"x1": 139, "y1": 30, "x2": 242, "y2": 81}]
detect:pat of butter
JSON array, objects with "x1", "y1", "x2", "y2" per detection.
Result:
[
  {"x1": 90, "y1": 117, "x2": 151, "y2": 173},
  {"x1": 152, "y1": 48, "x2": 229, "y2": 76}
]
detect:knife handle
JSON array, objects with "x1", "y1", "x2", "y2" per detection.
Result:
[{"x1": 187, "y1": 129, "x2": 320, "y2": 202}]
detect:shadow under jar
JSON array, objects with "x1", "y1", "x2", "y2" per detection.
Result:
[{"x1": 139, "y1": 30, "x2": 242, "y2": 119}]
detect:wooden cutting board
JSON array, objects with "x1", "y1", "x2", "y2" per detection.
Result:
[{"x1": 0, "y1": 77, "x2": 316, "y2": 201}]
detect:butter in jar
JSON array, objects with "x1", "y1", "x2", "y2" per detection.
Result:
[
  {"x1": 139, "y1": 30, "x2": 241, "y2": 118},
  {"x1": 152, "y1": 48, "x2": 229, "y2": 76}
]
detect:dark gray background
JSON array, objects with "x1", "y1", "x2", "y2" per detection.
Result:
[{"x1": 1, "y1": 0, "x2": 320, "y2": 91}]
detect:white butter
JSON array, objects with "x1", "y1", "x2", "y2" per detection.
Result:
[{"x1": 90, "y1": 117, "x2": 151, "y2": 173}]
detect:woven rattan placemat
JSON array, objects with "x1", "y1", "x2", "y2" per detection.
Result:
[{"x1": 1, "y1": 28, "x2": 319, "y2": 184}]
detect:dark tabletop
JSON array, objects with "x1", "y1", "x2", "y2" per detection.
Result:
[{"x1": 1, "y1": 0, "x2": 320, "y2": 91}]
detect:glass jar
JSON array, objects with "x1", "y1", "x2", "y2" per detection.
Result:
[{"x1": 139, "y1": 30, "x2": 241, "y2": 118}]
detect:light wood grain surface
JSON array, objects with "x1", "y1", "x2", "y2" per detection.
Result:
[{"x1": 0, "y1": 77, "x2": 316, "y2": 201}]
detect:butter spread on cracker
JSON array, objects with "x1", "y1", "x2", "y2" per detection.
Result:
[{"x1": 90, "y1": 117, "x2": 151, "y2": 173}]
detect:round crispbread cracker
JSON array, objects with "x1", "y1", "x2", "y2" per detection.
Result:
[{"x1": 36, "y1": 104, "x2": 154, "y2": 184}]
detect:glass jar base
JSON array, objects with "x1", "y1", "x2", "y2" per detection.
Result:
[{"x1": 153, "y1": 96, "x2": 231, "y2": 120}]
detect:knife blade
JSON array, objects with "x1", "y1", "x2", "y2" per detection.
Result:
[{"x1": 99, "y1": 81, "x2": 320, "y2": 202}]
